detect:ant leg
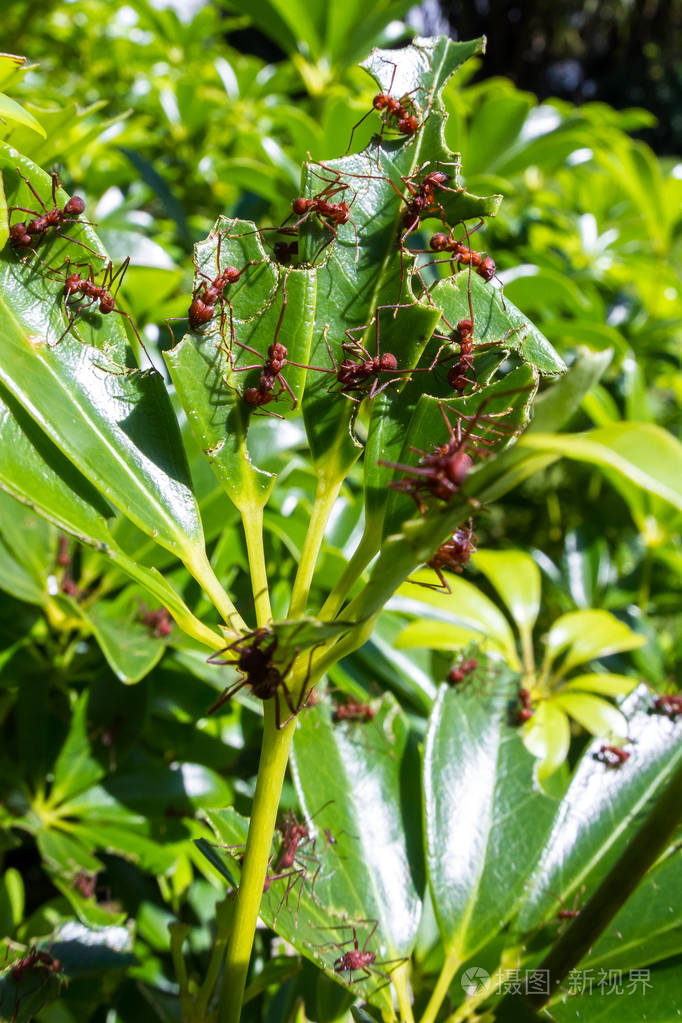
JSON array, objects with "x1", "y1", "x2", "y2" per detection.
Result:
[
  {"x1": 108, "y1": 257, "x2": 131, "y2": 299},
  {"x1": 408, "y1": 568, "x2": 451, "y2": 593},
  {"x1": 15, "y1": 167, "x2": 48, "y2": 212},
  {"x1": 207, "y1": 675, "x2": 250, "y2": 715}
]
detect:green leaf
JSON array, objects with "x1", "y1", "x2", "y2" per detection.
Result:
[
  {"x1": 552, "y1": 691, "x2": 628, "y2": 738},
  {"x1": 423, "y1": 665, "x2": 556, "y2": 958},
  {"x1": 584, "y1": 849, "x2": 682, "y2": 972},
  {"x1": 561, "y1": 673, "x2": 639, "y2": 697},
  {"x1": 473, "y1": 549, "x2": 541, "y2": 636},
  {"x1": 514, "y1": 687, "x2": 682, "y2": 934},
  {"x1": 50, "y1": 693, "x2": 105, "y2": 805},
  {"x1": 549, "y1": 957, "x2": 682, "y2": 1022},
  {"x1": 0, "y1": 92, "x2": 45, "y2": 137},
  {"x1": 523, "y1": 701, "x2": 572, "y2": 780},
  {"x1": 545, "y1": 609, "x2": 646, "y2": 675},
  {"x1": 299, "y1": 36, "x2": 503, "y2": 480},
  {"x1": 395, "y1": 573, "x2": 520, "y2": 669},
  {"x1": 81, "y1": 593, "x2": 166, "y2": 684},
  {"x1": 165, "y1": 219, "x2": 316, "y2": 511},
  {"x1": 520, "y1": 424, "x2": 682, "y2": 511}
]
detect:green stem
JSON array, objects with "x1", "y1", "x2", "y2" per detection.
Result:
[
  {"x1": 318, "y1": 528, "x2": 378, "y2": 621},
  {"x1": 185, "y1": 548, "x2": 247, "y2": 633},
  {"x1": 240, "y1": 503, "x2": 272, "y2": 625},
  {"x1": 419, "y1": 949, "x2": 461, "y2": 1023},
  {"x1": 288, "y1": 475, "x2": 342, "y2": 619},
  {"x1": 218, "y1": 704, "x2": 296, "y2": 1023}
]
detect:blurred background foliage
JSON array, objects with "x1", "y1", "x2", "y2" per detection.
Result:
[{"x1": 0, "y1": 0, "x2": 680, "y2": 1019}]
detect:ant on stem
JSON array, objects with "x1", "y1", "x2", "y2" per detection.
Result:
[
  {"x1": 514, "y1": 687, "x2": 534, "y2": 723},
  {"x1": 409, "y1": 519, "x2": 478, "y2": 592},
  {"x1": 8, "y1": 167, "x2": 99, "y2": 257},
  {"x1": 346, "y1": 57, "x2": 425, "y2": 154},
  {"x1": 448, "y1": 656, "x2": 480, "y2": 686},
  {"x1": 206, "y1": 626, "x2": 316, "y2": 729}
]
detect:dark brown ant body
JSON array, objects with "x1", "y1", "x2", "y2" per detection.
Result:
[
  {"x1": 188, "y1": 232, "x2": 262, "y2": 332},
  {"x1": 594, "y1": 744, "x2": 631, "y2": 768},
  {"x1": 8, "y1": 168, "x2": 94, "y2": 254},
  {"x1": 287, "y1": 167, "x2": 358, "y2": 261},
  {"x1": 10, "y1": 947, "x2": 61, "y2": 983},
  {"x1": 399, "y1": 168, "x2": 460, "y2": 242},
  {"x1": 40, "y1": 257, "x2": 154, "y2": 365},
  {"x1": 206, "y1": 626, "x2": 311, "y2": 728},
  {"x1": 448, "y1": 657, "x2": 479, "y2": 686}
]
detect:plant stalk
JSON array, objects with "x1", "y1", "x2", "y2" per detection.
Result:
[
  {"x1": 218, "y1": 704, "x2": 296, "y2": 1023},
  {"x1": 419, "y1": 948, "x2": 461, "y2": 1023},
  {"x1": 318, "y1": 528, "x2": 378, "y2": 621},
  {"x1": 240, "y1": 502, "x2": 272, "y2": 625},
  {"x1": 288, "y1": 475, "x2": 342, "y2": 618}
]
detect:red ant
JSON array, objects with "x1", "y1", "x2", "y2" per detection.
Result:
[
  {"x1": 332, "y1": 698, "x2": 376, "y2": 723},
  {"x1": 206, "y1": 626, "x2": 313, "y2": 729},
  {"x1": 651, "y1": 692, "x2": 682, "y2": 719},
  {"x1": 286, "y1": 166, "x2": 358, "y2": 262},
  {"x1": 448, "y1": 657, "x2": 479, "y2": 686},
  {"x1": 346, "y1": 57, "x2": 424, "y2": 153},
  {"x1": 410, "y1": 520, "x2": 478, "y2": 592},
  {"x1": 320, "y1": 304, "x2": 425, "y2": 402},
  {"x1": 394, "y1": 163, "x2": 463, "y2": 244},
  {"x1": 515, "y1": 687, "x2": 534, "y2": 723},
  {"x1": 8, "y1": 167, "x2": 98, "y2": 256},
  {"x1": 380, "y1": 397, "x2": 513, "y2": 514},
  {"x1": 10, "y1": 947, "x2": 61, "y2": 983},
  {"x1": 594, "y1": 744, "x2": 631, "y2": 768},
  {"x1": 188, "y1": 231, "x2": 263, "y2": 332},
  {"x1": 412, "y1": 222, "x2": 496, "y2": 282},
  {"x1": 40, "y1": 256, "x2": 154, "y2": 366},
  {"x1": 230, "y1": 274, "x2": 321, "y2": 414},
  {"x1": 139, "y1": 606, "x2": 173, "y2": 638},
  {"x1": 318, "y1": 919, "x2": 405, "y2": 990}
]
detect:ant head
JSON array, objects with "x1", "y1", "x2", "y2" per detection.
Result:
[
  {"x1": 292, "y1": 197, "x2": 311, "y2": 216},
  {"x1": 64, "y1": 273, "x2": 81, "y2": 294},
  {"x1": 10, "y1": 223, "x2": 32, "y2": 247},
  {"x1": 456, "y1": 319, "x2": 473, "y2": 339},
  {"x1": 269, "y1": 342, "x2": 287, "y2": 359},
  {"x1": 373, "y1": 94, "x2": 389, "y2": 110},
  {"x1": 478, "y1": 256, "x2": 496, "y2": 281},
  {"x1": 379, "y1": 352, "x2": 398, "y2": 371},
  {"x1": 222, "y1": 265, "x2": 241, "y2": 284},
  {"x1": 425, "y1": 170, "x2": 449, "y2": 187},
  {"x1": 430, "y1": 232, "x2": 449, "y2": 252},
  {"x1": 99, "y1": 293, "x2": 115, "y2": 314},
  {"x1": 65, "y1": 195, "x2": 85, "y2": 215}
]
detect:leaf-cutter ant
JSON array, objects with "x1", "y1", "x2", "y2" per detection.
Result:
[
  {"x1": 332, "y1": 698, "x2": 376, "y2": 723},
  {"x1": 515, "y1": 687, "x2": 534, "y2": 723},
  {"x1": 447, "y1": 657, "x2": 479, "y2": 686},
  {"x1": 206, "y1": 626, "x2": 314, "y2": 728},
  {"x1": 286, "y1": 164, "x2": 359, "y2": 262},
  {"x1": 188, "y1": 231, "x2": 264, "y2": 336},
  {"x1": 346, "y1": 57, "x2": 425, "y2": 153},
  {"x1": 651, "y1": 692, "x2": 682, "y2": 719},
  {"x1": 139, "y1": 606, "x2": 173, "y2": 638},
  {"x1": 593, "y1": 744, "x2": 631, "y2": 768},
  {"x1": 410, "y1": 519, "x2": 478, "y2": 592},
  {"x1": 8, "y1": 167, "x2": 99, "y2": 256},
  {"x1": 316, "y1": 918, "x2": 406, "y2": 991},
  {"x1": 380, "y1": 396, "x2": 516, "y2": 514}
]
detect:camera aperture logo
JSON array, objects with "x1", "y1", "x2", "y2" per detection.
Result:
[{"x1": 461, "y1": 966, "x2": 490, "y2": 995}]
